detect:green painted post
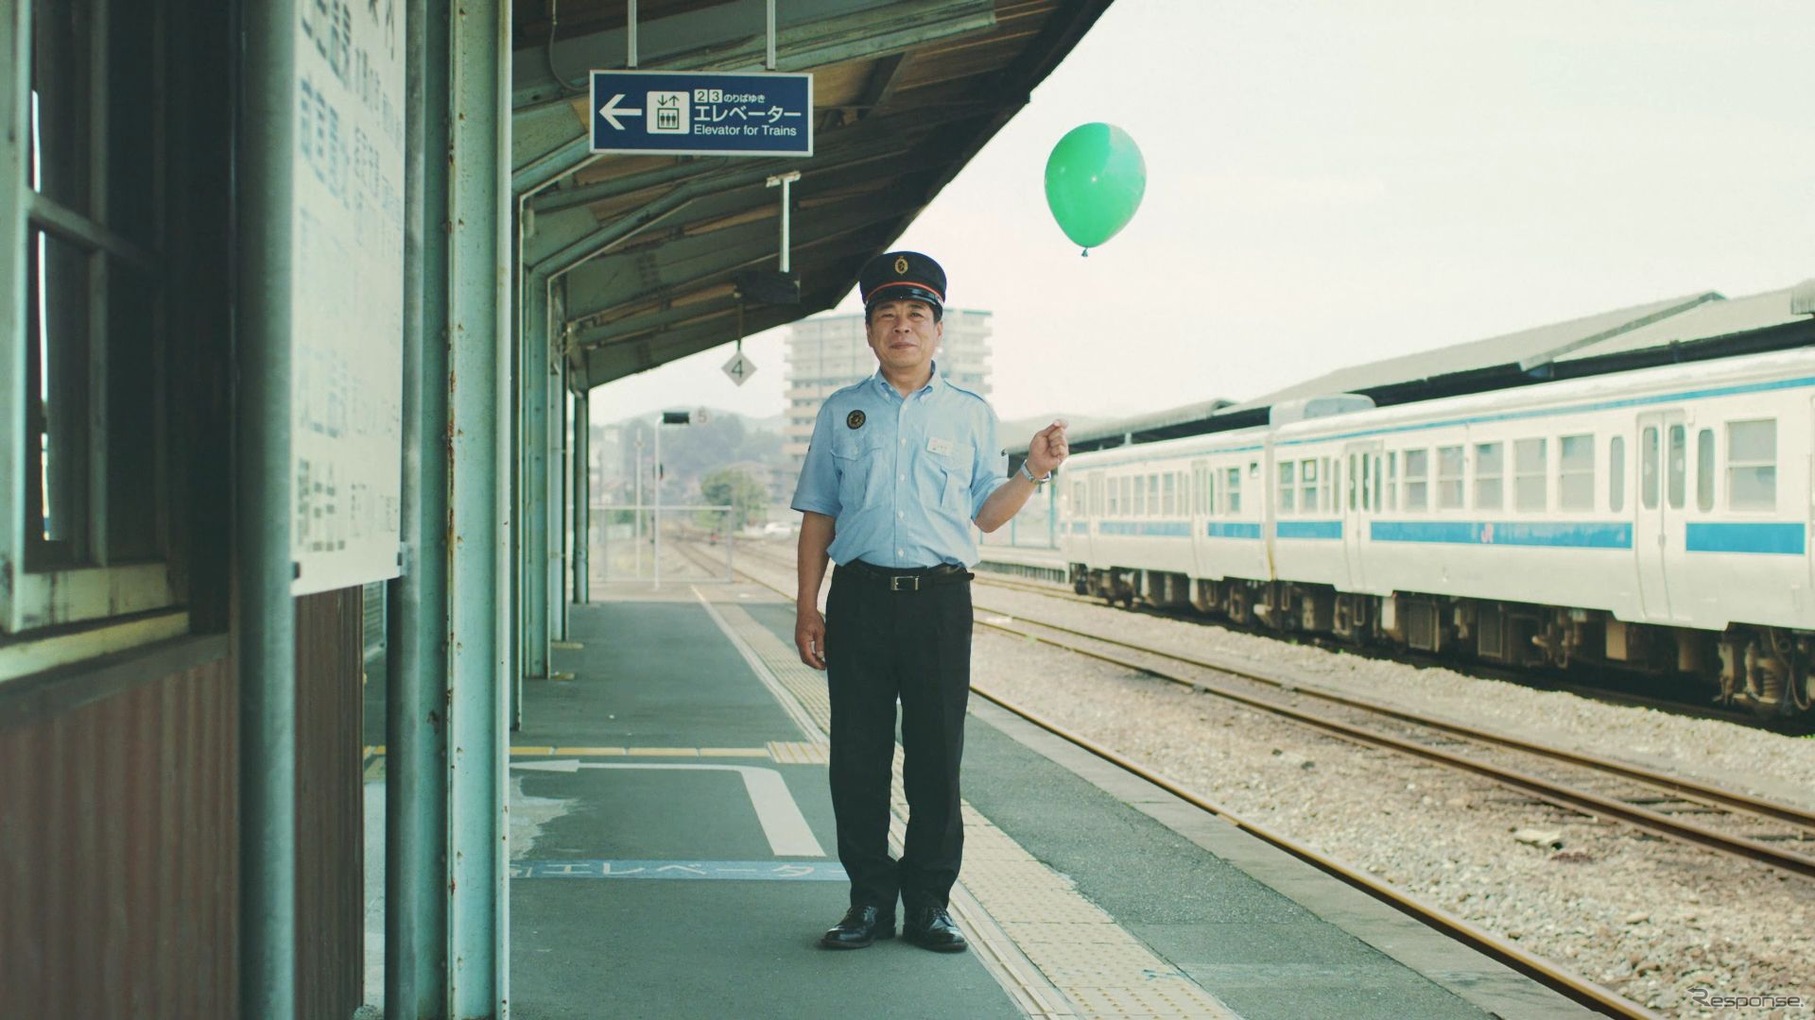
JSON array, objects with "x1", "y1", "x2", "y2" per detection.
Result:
[
  {"x1": 548, "y1": 361, "x2": 562, "y2": 638},
  {"x1": 447, "y1": 0, "x2": 510, "y2": 1011},
  {"x1": 235, "y1": 0, "x2": 299, "y2": 1014},
  {"x1": 573, "y1": 386, "x2": 591, "y2": 604},
  {"x1": 520, "y1": 265, "x2": 550, "y2": 692},
  {"x1": 387, "y1": 0, "x2": 451, "y2": 1013}
]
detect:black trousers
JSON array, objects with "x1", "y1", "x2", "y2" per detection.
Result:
[{"x1": 824, "y1": 564, "x2": 973, "y2": 912}]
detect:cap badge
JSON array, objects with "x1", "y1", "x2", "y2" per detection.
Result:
[
  {"x1": 846, "y1": 410, "x2": 866, "y2": 429},
  {"x1": 893, "y1": 256, "x2": 909, "y2": 275}
]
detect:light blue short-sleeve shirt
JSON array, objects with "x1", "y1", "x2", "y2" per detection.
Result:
[{"x1": 791, "y1": 364, "x2": 1008, "y2": 568}]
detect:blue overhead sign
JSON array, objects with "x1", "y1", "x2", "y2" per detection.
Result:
[{"x1": 589, "y1": 70, "x2": 814, "y2": 157}]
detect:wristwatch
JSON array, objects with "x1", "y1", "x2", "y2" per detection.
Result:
[{"x1": 1019, "y1": 461, "x2": 1050, "y2": 485}]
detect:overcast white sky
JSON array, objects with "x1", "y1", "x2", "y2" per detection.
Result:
[{"x1": 593, "y1": 0, "x2": 1815, "y2": 430}]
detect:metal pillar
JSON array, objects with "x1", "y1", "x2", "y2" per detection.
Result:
[
  {"x1": 447, "y1": 0, "x2": 511, "y2": 1011},
  {"x1": 572, "y1": 387, "x2": 590, "y2": 604},
  {"x1": 519, "y1": 265, "x2": 551, "y2": 690},
  {"x1": 652, "y1": 418, "x2": 663, "y2": 588},
  {"x1": 552, "y1": 366, "x2": 569, "y2": 642},
  {"x1": 236, "y1": 0, "x2": 299, "y2": 1007},
  {"x1": 386, "y1": 0, "x2": 451, "y2": 1012}
]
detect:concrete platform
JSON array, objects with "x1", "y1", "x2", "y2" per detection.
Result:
[{"x1": 490, "y1": 583, "x2": 1597, "y2": 1018}]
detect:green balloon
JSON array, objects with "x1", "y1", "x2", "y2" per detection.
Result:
[{"x1": 1044, "y1": 123, "x2": 1147, "y2": 252}]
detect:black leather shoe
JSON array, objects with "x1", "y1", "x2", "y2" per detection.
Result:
[
  {"x1": 820, "y1": 905, "x2": 896, "y2": 949},
  {"x1": 902, "y1": 905, "x2": 968, "y2": 952}
]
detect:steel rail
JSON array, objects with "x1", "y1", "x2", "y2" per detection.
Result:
[
  {"x1": 724, "y1": 544, "x2": 1815, "y2": 868},
  {"x1": 972, "y1": 611, "x2": 1815, "y2": 880},
  {"x1": 968, "y1": 574, "x2": 1805, "y2": 733},
  {"x1": 965, "y1": 686, "x2": 1661, "y2": 1020},
  {"x1": 973, "y1": 597, "x2": 1815, "y2": 832},
  {"x1": 710, "y1": 542, "x2": 1658, "y2": 1017}
]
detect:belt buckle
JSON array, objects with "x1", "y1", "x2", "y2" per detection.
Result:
[{"x1": 889, "y1": 575, "x2": 919, "y2": 592}]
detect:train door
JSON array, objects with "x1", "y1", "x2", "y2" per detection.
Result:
[
  {"x1": 1342, "y1": 441, "x2": 1381, "y2": 589},
  {"x1": 1189, "y1": 460, "x2": 1209, "y2": 578},
  {"x1": 1634, "y1": 411, "x2": 1686, "y2": 620}
]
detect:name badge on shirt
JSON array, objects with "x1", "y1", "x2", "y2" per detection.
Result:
[{"x1": 926, "y1": 436, "x2": 955, "y2": 457}]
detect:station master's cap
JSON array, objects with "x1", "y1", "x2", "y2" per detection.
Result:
[{"x1": 859, "y1": 250, "x2": 945, "y2": 316}]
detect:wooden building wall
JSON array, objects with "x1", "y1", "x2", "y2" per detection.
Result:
[
  {"x1": 295, "y1": 586, "x2": 367, "y2": 1019},
  {"x1": 0, "y1": 645, "x2": 240, "y2": 1018},
  {"x1": 0, "y1": 586, "x2": 367, "y2": 1018}
]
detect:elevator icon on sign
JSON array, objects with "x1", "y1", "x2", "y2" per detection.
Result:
[{"x1": 649, "y1": 91, "x2": 688, "y2": 134}]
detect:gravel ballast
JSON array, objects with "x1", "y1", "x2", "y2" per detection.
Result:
[{"x1": 969, "y1": 587, "x2": 1815, "y2": 1018}]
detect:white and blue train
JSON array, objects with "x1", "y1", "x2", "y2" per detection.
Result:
[{"x1": 1060, "y1": 346, "x2": 1815, "y2": 715}]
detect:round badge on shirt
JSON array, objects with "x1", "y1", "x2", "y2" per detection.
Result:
[{"x1": 847, "y1": 410, "x2": 865, "y2": 429}]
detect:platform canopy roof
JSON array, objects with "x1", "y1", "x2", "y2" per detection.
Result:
[
  {"x1": 1215, "y1": 291, "x2": 1728, "y2": 419},
  {"x1": 1041, "y1": 279, "x2": 1815, "y2": 452},
  {"x1": 510, "y1": 0, "x2": 1114, "y2": 392}
]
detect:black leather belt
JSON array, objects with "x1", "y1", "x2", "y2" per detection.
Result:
[{"x1": 839, "y1": 559, "x2": 972, "y2": 592}]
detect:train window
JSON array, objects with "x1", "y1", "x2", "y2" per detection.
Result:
[
  {"x1": 1225, "y1": 467, "x2": 1242, "y2": 514},
  {"x1": 1609, "y1": 436, "x2": 1626, "y2": 512},
  {"x1": 1437, "y1": 446, "x2": 1465, "y2": 510},
  {"x1": 1278, "y1": 462, "x2": 1296, "y2": 513},
  {"x1": 1297, "y1": 460, "x2": 1316, "y2": 513},
  {"x1": 1695, "y1": 429, "x2": 1715, "y2": 512},
  {"x1": 1666, "y1": 425, "x2": 1687, "y2": 509},
  {"x1": 1514, "y1": 439, "x2": 1547, "y2": 512},
  {"x1": 1163, "y1": 474, "x2": 1176, "y2": 516},
  {"x1": 1385, "y1": 452, "x2": 1398, "y2": 511},
  {"x1": 1641, "y1": 426, "x2": 1660, "y2": 509},
  {"x1": 1205, "y1": 470, "x2": 1217, "y2": 517},
  {"x1": 1148, "y1": 474, "x2": 1160, "y2": 516},
  {"x1": 1404, "y1": 449, "x2": 1429, "y2": 511},
  {"x1": 1727, "y1": 419, "x2": 1776, "y2": 511},
  {"x1": 1559, "y1": 434, "x2": 1594, "y2": 511},
  {"x1": 1474, "y1": 442, "x2": 1504, "y2": 511},
  {"x1": 1123, "y1": 476, "x2": 1134, "y2": 516}
]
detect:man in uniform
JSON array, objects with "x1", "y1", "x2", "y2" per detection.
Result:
[{"x1": 791, "y1": 251, "x2": 1069, "y2": 952}]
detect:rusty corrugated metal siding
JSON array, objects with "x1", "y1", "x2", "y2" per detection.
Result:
[
  {"x1": 294, "y1": 586, "x2": 367, "y2": 1020},
  {"x1": 0, "y1": 650, "x2": 239, "y2": 1018}
]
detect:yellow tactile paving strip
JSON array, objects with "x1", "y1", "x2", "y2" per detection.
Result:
[
  {"x1": 767, "y1": 741, "x2": 831, "y2": 764},
  {"x1": 706, "y1": 598, "x2": 1238, "y2": 1020}
]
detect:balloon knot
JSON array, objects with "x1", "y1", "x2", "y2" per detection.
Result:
[{"x1": 1080, "y1": 248, "x2": 1090, "y2": 258}]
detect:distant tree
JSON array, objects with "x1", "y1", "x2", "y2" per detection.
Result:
[{"x1": 699, "y1": 467, "x2": 768, "y2": 530}]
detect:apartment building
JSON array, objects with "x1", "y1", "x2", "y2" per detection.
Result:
[{"x1": 782, "y1": 308, "x2": 993, "y2": 478}]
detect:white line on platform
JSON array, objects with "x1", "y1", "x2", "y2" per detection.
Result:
[{"x1": 511, "y1": 759, "x2": 825, "y2": 857}]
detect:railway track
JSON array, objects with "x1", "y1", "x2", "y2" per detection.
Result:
[
  {"x1": 728, "y1": 540, "x2": 1815, "y2": 879},
  {"x1": 975, "y1": 566, "x2": 1800, "y2": 732},
  {"x1": 704, "y1": 540, "x2": 1664, "y2": 1018}
]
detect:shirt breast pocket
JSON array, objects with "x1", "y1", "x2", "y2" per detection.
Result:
[
  {"x1": 832, "y1": 432, "x2": 884, "y2": 511},
  {"x1": 940, "y1": 461, "x2": 972, "y2": 518}
]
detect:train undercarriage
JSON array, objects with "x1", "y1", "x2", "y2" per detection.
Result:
[{"x1": 1070, "y1": 565, "x2": 1815, "y2": 717}]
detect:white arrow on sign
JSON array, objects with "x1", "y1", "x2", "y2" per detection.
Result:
[
  {"x1": 597, "y1": 93, "x2": 643, "y2": 131},
  {"x1": 512, "y1": 759, "x2": 823, "y2": 856}
]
